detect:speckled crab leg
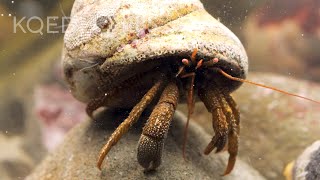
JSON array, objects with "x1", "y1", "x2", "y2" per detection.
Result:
[
  {"x1": 137, "y1": 80, "x2": 179, "y2": 170},
  {"x1": 97, "y1": 79, "x2": 164, "y2": 170},
  {"x1": 198, "y1": 86, "x2": 240, "y2": 175},
  {"x1": 218, "y1": 91, "x2": 239, "y2": 176},
  {"x1": 198, "y1": 88, "x2": 229, "y2": 154}
]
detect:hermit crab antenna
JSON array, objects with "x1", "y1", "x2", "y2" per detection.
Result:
[
  {"x1": 216, "y1": 68, "x2": 320, "y2": 105},
  {"x1": 182, "y1": 73, "x2": 196, "y2": 160}
]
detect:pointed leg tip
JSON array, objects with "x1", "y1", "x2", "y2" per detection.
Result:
[
  {"x1": 182, "y1": 152, "x2": 188, "y2": 162},
  {"x1": 203, "y1": 148, "x2": 213, "y2": 155},
  {"x1": 97, "y1": 156, "x2": 108, "y2": 171},
  {"x1": 97, "y1": 146, "x2": 112, "y2": 171},
  {"x1": 182, "y1": 149, "x2": 190, "y2": 162},
  {"x1": 220, "y1": 164, "x2": 234, "y2": 176},
  {"x1": 204, "y1": 138, "x2": 219, "y2": 155},
  {"x1": 97, "y1": 162, "x2": 102, "y2": 170},
  {"x1": 220, "y1": 172, "x2": 228, "y2": 177},
  {"x1": 221, "y1": 157, "x2": 236, "y2": 176},
  {"x1": 221, "y1": 168, "x2": 233, "y2": 176}
]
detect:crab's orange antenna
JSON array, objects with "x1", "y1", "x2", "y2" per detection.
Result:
[
  {"x1": 180, "y1": 72, "x2": 196, "y2": 160},
  {"x1": 216, "y1": 68, "x2": 320, "y2": 105}
]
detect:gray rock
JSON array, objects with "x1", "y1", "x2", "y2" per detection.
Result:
[
  {"x1": 27, "y1": 110, "x2": 265, "y2": 180},
  {"x1": 292, "y1": 141, "x2": 320, "y2": 180}
]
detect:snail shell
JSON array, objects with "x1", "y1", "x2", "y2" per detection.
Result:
[{"x1": 62, "y1": 0, "x2": 248, "y2": 107}]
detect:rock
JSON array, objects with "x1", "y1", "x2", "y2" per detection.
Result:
[
  {"x1": 184, "y1": 72, "x2": 320, "y2": 180},
  {"x1": 289, "y1": 141, "x2": 320, "y2": 180},
  {"x1": 27, "y1": 110, "x2": 265, "y2": 180}
]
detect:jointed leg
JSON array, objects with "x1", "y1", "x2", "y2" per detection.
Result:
[
  {"x1": 219, "y1": 91, "x2": 240, "y2": 175},
  {"x1": 198, "y1": 88, "x2": 229, "y2": 154},
  {"x1": 198, "y1": 86, "x2": 240, "y2": 175},
  {"x1": 97, "y1": 79, "x2": 164, "y2": 169},
  {"x1": 137, "y1": 80, "x2": 179, "y2": 170},
  {"x1": 223, "y1": 93, "x2": 240, "y2": 133}
]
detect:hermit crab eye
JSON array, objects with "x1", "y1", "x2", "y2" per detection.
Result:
[{"x1": 96, "y1": 16, "x2": 116, "y2": 32}]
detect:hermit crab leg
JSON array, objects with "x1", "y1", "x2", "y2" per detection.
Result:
[
  {"x1": 137, "y1": 80, "x2": 179, "y2": 170},
  {"x1": 198, "y1": 88, "x2": 229, "y2": 155},
  {"x1": 217, "y1": 91, "x2": 239, "y2": 175},
  {"x1": 223, "y1": 93, "x2": 240, "y2": 134},
  {"x1": 97, "y1": 79, "x2": 164, "y2": 169},
  {"x1": 198, "y1": 86, "x2": 240, "y2": 175}
]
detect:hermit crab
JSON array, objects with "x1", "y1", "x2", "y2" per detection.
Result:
[{"x1": 62, "y1": 0, "x2": 318, "y2": 176}]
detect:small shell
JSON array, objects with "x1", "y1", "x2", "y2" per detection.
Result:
[{"x1": 63, "y1": 0, "x2": 248, "y2": 104}]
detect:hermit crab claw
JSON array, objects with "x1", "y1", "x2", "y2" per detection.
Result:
[{"x1": 62, "y1": 0, "x2": 248, "y2": 175}]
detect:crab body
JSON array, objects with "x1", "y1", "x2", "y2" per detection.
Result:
[{"x1": 62, "y1": 0, "x2": 248, "y2": 175}]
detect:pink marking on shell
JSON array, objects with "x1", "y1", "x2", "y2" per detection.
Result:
[
  {"x1": 130, "y1": 40, "x2": 138, "y2": 48},
  {"x1": 137, "y1": 28, "x2": 149, "y2": 39},
  {"x1": 116, "y1": 44, "x2": 126, "y2": 52}
]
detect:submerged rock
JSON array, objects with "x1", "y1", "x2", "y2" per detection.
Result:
[
  {"x1": 290, "y1": 141, "x2": 320, "y2": 180},
  {"x1": 26, "y1": 110, "x2": 265, "y2": 180}
]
